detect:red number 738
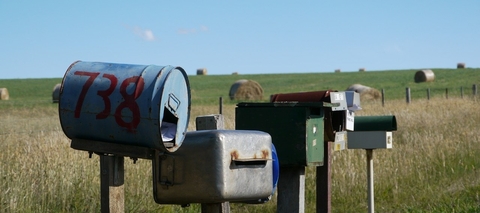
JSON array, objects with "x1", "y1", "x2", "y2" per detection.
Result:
[{"x1": 73, "y1": 71, "x2": 145, "y2": 131}]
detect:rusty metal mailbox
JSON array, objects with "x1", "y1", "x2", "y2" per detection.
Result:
[
  {"x1": 59, "y1": 61, "x2": 191, "y2": 153},
  {"x1": 153, "y1": 130, "x2": 274, "y2": 204}
]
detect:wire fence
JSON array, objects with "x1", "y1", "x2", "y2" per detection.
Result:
[{"x1": 402, "y1": 84, "x2": 477, "y2": 104}]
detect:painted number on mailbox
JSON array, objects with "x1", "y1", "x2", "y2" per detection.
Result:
[{"x1": 73, "y1": 71, "x2": 145, "y2": 132}]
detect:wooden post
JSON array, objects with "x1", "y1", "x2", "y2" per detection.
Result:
[
  {"x1": 445, "y1": 88, "x2": 449, "y2": 99},
  {"x1": 278, "y1": 166, "x2": 306, "y2": 213},
  {"x1": 219, "y1": 97, "x2": 223, "y2": 114},
  {"x1": 196, "y1": 114, "x2": 230, "y2": 213},
  {"x1": 381, "y1": 89, "x2": 385, "y2": 107},
  {"x1": 316, "y1": 142, "x2": 332, "y2": 213},
  {"x1": 406, "y1": 88, "x2": 411, "y2": 104},
  {"x1": 473, "y1": 84, "x2": 478, "y2": 96},
  {"x1": 100, "y1": 155, "x2": 124, "y2": 213}
]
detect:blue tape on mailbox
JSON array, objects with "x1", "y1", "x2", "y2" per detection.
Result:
[{"x1": 59, "y1": 61, "x2": 191, "y2": 152}]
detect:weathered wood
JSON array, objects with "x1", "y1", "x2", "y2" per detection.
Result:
[
  {"x1": 406, "y1": 87, "x2": 411, "y2": 104},
  {"x1": 201, "y1": 203, "x2": 230, "y2": 213},
  {"x1": 278, "y1": 166, "x2": 306, "y2": 213},
  {"x1": 316, "y1": 142, "x2": 332, "y2": 213},
  {"x1": 381, "y1": 89, "x2": 385, "y2": 107},
  {"x1": 196, "y1": 114, "x2": 225, "y2": 131},
  {"x1": 100, "y1": 155, "x2": 124, "y2": 213}
]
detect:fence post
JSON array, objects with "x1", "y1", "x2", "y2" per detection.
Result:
[
  {"x1": 473, "y1": 84, "x2": 478, "y2": 96},
  {"x1": 381, "y1": 89, "x2": 385, "y2": 107},
  {"x1": 219, "y1": 97, "x2": 223, "y2": 114},
  {"x1": 406, "y1": 88, "x2": 411, "y2": 104},
  {"x1": 427, "y1": 88, "x2": 430, "y2": 100},
  {"x1": 445, "y1": 88, "x2": 448, "y2": 99}
]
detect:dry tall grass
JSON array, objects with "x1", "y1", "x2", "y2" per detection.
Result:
[{"x1": 1, "y1": 97, "x2": 479, "y2": 212}]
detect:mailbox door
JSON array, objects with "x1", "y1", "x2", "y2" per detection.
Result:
[{"x1": 306, "y1": 116, "x2": 324, "y2": 166}]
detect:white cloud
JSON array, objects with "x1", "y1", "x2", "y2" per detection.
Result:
[
  {"x1": 133, "y1": 26, "x2": 156, "y2": 41},
  {"x1": 124, "y1": 24, "x2": 156, "y2": 41}
]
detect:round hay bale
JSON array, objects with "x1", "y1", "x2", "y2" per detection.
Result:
[
  {"x1": 414, "y1": 69, "x2": 435, "y2": 83},
  {"x1": 335, "y1": 69, "x2": 341, "y2": 73},
  {"x1": 359, "y1": 68, "x2": 366, "y2": 72},
  {"x1": 346, "y1": 84, "x2": 371, "y2": 93},
  {"x1": 0, "y1": 88, "x2": 9, "y2": 100},
  {"x1": 346, "y1": 84, "x2": 381, "y2": 101},
  {"x1": 52, "y1": 83, "x2": 61, "y2": 103},
  {"x1": 197, "y1": 68, "x2": 207, "y2": 75},
  {"x1": 229, "y1": 79, "x2": 263, "y2": 101},
  {"x1": 457, "y1": 63, "x2": 465, "y2": 69}
]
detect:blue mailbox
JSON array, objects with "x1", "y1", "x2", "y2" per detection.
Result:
[{"x1": 59, "y1": 61, "x2": 191, "y2": 152}]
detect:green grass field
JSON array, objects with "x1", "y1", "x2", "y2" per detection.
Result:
[{"x1": 1, "y1": 68, "x2": 480, "y2": 212}]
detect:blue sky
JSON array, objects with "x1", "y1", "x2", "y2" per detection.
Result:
[{"x1": 1, "y1": 1, "x2": 479, "y2": 79}]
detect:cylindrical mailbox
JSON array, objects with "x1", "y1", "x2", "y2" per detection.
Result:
[{"x1": 59, "y1": 61, "x2": 191, "y2": 152}]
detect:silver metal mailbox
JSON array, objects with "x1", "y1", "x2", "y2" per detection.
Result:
[{"x1": 153, "y1": 130, "x2": 274, "y2": 204}]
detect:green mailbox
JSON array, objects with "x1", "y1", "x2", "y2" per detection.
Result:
[
  {"x1": 236, "y1": 90, "x2": 358, "y2": 167},
  {"x1": 236, "y1": 101, "x2": 345, "y2": 167}
]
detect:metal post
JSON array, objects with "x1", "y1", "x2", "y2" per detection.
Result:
[
  {"x1": 473, "y1": 84, "x2": 478, "y2": 96},
  {"x1": 366, "y1": 149, "x2": 374, "y2": 213},
  {"x1": 316, "y1": 142, "x2": 332, "y2": 213},
  {"x1": 406, "y1": 88, "x2": 411, "y2": 104},
  {"x1": 278, "y1": 166, "x2": 306, "y2": 213},
  {"x1": 445, "y1": 88, "x2": 449, "y2": 99},
  {"x1": 196, "y1": 114, "x2": 229, "y2": 213},
  {"x1": 381, "y1": 89, "x2": 385, "y2": 107},
  {"x1": 100, "y1": 155, "x2": 125, "y2": 213},
  {"x1": 427, "y1": 88, "x2": 430, "y2": 100}
]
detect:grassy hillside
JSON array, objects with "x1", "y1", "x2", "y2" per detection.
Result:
[
  {"x1": 1, "y1": 69, "x2": 480, "y2": 212},
  {"x1": 1, "y1": 68, "x2": 479, "y2": 106},
  {"x1": 188, "y1": 68, "x2": 480, "y2": 105}
]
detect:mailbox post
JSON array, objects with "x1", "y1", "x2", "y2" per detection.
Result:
[{"x1": 347, "y1": 116, "x2": 397, "y2": 213}]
